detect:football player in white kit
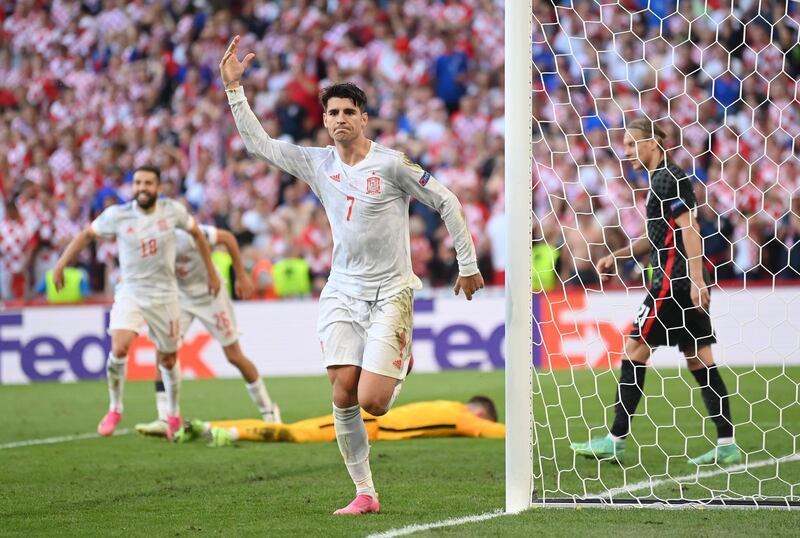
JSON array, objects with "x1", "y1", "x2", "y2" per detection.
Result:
[
  {"x1": 221, "y1": 36, "x2": 485, "y2": 515},
  {"x1": 135, "y1": 224, "x2": 281, "y2": 437},
  {"x1": 53, "y1": 166, "x2": 220, "y2": 441}
]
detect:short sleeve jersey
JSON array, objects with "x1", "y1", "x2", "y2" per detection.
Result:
[
  {"x1": 646, "y1": 159, "x2": 703, "y2": 292},
  {"x1": 92, "y1": 199, "x2": 194, "y2": 303},
  {"x1": 175, "y1": 224, "x2": 220, "y2": 299}
]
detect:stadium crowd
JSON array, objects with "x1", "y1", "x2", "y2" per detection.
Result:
[
  {"x1": 3, "y1": 0, "x2": 800, "y2": 304},
  {"x1": 534, "y1": 0, "x2": 800, "y2": 286},
  {"x1": 0, "y1": 0, "x2": 505, "y2": 302}
]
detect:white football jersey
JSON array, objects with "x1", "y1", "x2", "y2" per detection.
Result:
[
  {"x1": 91, "y1": 199, "x2": 194, "y2": 303},
  {"x1": 175, "y1": 224, "x2": 223, "y2": 299},
  {"x1": 228, "y1": 87, "x2": 478, "y2": 301}
]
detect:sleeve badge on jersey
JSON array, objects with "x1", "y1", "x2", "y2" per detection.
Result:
[
  {"x1": 366, "y1": 174, "x2": 381, "y2": 195},
  {"x1": 419, "y1": 171, "x2": 431, "y2": 187}
]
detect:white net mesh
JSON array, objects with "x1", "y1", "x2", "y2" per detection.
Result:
[{"x1": 530, "y1": 0, "x2": 800, "y2": 507}]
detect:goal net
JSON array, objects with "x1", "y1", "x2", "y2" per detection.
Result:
[{"x1": 506, "y1": 0, "x2": 800, "y2": 511}]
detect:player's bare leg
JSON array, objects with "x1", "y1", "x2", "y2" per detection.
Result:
[
  {"x1": 98, "y1": 329, "x2": 137, "y2": 436},
  {"x1": 223, "y1": 341, "x2": 280, "y2": 422},
  {"x1": 571, "y1": 337, "x2": 651, "y2": 461},
  {"x1": 328, "y1": 365, "x2": 379, "y2": 515},
  {"x1": 358, "y1": 370, "x2": 402, "y2": 417},
  {"x1": 157, "y1": 350, "x2": 182, "y2": 441},
  {"x1": 686, "y1": 344, "x2": 740, "y2": 464}
]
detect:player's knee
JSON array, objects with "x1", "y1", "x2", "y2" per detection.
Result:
[
  {"x1": 359, "y1": 397, "x2": 389, "y2": 417},
  {"x1": 685, "y1": 356, "x2": 704, "y2": 371},
  {"x1": 158, "y1": 353, "x2": 177, "y2": 369},
  {"x1": 111, "y1": 344, "x2": 130, "y2": 358}
]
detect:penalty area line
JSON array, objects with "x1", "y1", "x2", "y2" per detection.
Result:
[
  {"x1": 365, "y1": 509, "x2": 505, "y2": 538},
  {"x1": 0, "y1": 428, "x2": 132, "y2": 450}
]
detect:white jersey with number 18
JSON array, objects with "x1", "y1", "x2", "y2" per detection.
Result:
[
  {"x1": 91, "y1": 199, "x2": 194, "y2": 304},
  {"x1": 227, "y1": 86, "x2": 478, "y2": 301}
]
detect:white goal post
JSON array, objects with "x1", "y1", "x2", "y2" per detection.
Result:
[{"x1": 504, "y1": 0, "x2": 534, "y2": 514}]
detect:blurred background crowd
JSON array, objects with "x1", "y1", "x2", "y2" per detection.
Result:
[
  {"x1": 0, "y1": 0, "x2": 505, "y2": 303},
  {"x1": 534, "y1": 0, "x2": 800, "y2": 288},
  {"x1": 2, "y1": 0, "x2": 800, "y2": 305}
]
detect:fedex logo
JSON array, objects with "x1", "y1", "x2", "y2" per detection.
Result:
[
  {"x1": 412, "y1": 298, "x2": 506, "y2": 369},
  {"x1": 0, "y1": 311, "x2": 216, "y2": 384},
  {"x1": 0, "y1": 312, "x2": 111, "y2": 382}
]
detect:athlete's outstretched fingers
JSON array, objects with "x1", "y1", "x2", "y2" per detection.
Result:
[
  {"x1": 453, "y1": 280, "x2": 462, "y2": 296},
  {"x1": 242, "y1": 52, "x2": 255, "y2": 69}
]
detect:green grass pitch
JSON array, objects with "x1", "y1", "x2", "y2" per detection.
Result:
[{"x1": 1, "y1": 369, "x2": 798, "y2": 537}]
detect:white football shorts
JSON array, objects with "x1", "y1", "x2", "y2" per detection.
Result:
[
  {"x1": 179, "y1": 288, "x2": 240, "y2": 347},
  {"x1": 317, "y1": 286, "x2": 414, "y2": 380},
  {"x1": 108, "y1": 295, "x2": 182, "y2": 353}
]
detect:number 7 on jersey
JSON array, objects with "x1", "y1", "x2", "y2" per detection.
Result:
[{"x1": 346, "y1": 195, "x2": 355, "y2": 221}]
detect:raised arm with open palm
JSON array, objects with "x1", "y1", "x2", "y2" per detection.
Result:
[{"x1": 219, "y1": 35, "x2": 255, "y2": 90}]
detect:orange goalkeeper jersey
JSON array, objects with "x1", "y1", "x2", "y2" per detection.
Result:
[{"x1": 210, "y1": 400, "x2": 505, "y2": 443}]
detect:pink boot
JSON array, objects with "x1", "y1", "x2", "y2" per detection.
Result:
[
  {"x1": 166, "y1": 415, "x2": 182, "y2": 442},
  {"x1": 333, "y1": 494, "x2": 380, "y2": 515},
  {"x1": 97, "y1": 410, "x2": 122, "y2": 437}
]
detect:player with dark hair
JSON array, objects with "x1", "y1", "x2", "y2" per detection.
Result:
[
  {"x1": 220, "y1": 35, "x2": 484, "y2": 514},
  {"x1": 570, "y1": 118, "x2": 740, "y2": 465},
  {"x1": 53, "y1": 166, "x2": 220, "y2": 441}
]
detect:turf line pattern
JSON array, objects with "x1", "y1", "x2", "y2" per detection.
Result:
[
  {"x1": 364, "y1": 510, "x2": 505, "y2": 538},
  {"x1": 0, "y1": 428, "x2": 132, "y2": 449},
  {"x1": 370, "y1": 453, "x2": 800, "y2": 537},
  {"x1": 595, "y1": 452, "x2": 800, "y2": 499}
]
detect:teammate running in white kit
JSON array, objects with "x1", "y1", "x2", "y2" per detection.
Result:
[
  {"x1": 54, "y1": 166, "x2": 219, "y2": 441},
  {"x1": 221, "y1": 35, "x2": 484, "y2": 514}
]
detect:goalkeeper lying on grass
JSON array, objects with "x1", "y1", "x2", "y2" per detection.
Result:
[{"x1": 137, "y1": 396, "x2": 505, "y2": 446}]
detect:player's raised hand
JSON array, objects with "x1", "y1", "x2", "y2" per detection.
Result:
[
  {"x1": 596, "y1": 254, "x2": 616, "y2": 282},
  {"x1": 454, "y1": 272, "x2": 485, "y2": 301},
  {"x1": 208, "y1": 271, "x2": 221, "y2": 297},
  {"x1": 235, "y1": 272, "x2": 255, "y2": 300},
  {"x1": 219, "y1": 35, "x2": 255, "y2": 90}
]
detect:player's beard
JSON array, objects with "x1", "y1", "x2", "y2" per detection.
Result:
[{"x1": 135, "y1": 192, "x2": 157, "y2": 209}]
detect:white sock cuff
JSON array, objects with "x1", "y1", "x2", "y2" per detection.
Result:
[
  {"x1": 333, "y1": 403, "x2": 361, "y2": 421},
  {"x1": 245, "y1": 378, "x2": 264, "y2": 390},
  {"x1": 717, "y1": 437, "x2": 735, "y2": 446},
  {"x1": 108, "y1": 354, "x2": 127, "y2": 366}
]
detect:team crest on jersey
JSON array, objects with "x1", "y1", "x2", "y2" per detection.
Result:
[
  {"x1": 158, "y1": 218, "x2": 168, "y2": 231},
  {"x1": 126, "y1": 226, "x2": 135, "y2": 234},
  {"x1": 366, "y1": 174, "x2": 381, "y2": 195}
]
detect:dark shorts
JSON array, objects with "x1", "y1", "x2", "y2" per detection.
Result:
[{"x1": 628, "y1": 286, "x2": 716, "y2": 354}]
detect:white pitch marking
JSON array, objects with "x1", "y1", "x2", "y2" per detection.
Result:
[
  {"x1": 365, "y1": 453, "x2": 800, "y2": 537},
  {"x1": 595, "y1": 452, "x2": 800, "y2": 499},
  {"x1": 365, "y1": 510, "x2": 505, "y2": 538},
  {"x1": 0, "y1": 428, "x2": 132, "y2": 450}
]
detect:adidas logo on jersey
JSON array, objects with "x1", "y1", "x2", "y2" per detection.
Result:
[
  {"x1": 126, "y1": 226, "x2": 135, "y2": 234},
  {"x1": 392, "y1": 359, "x2": 402, "y2": 370},
  {"x1": 329, "y1": 173, "x2": 341, "y2": 182}
]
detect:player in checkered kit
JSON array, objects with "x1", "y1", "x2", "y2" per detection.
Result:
[
  {"x1": 221, "y1": 35, "x2": 485, "y2": 515},
  {"x1": 571, "y1": 118, "x2": 740, "y2": 466},
  {"x1": 53, "y1": 166, "x2": 220, "y2": 441}
]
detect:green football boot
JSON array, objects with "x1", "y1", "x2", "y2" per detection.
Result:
[
  {"x1": 173, "y1": 418, "x2": 208, "y2": 444},
  {"x1": 570, "y1": 435, "x2": 625, "y2": 462},
  {"x1": 688, "y1": 443, "x2": 742, "y2": 465}
]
